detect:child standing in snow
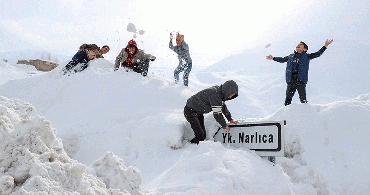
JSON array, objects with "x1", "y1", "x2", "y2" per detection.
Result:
[
  {"x1": 169, "y1": 33, "x2": 192, "y2": 86},
  {"x1": 266, "y1": 39, "x2": 333, "y2": 106}
]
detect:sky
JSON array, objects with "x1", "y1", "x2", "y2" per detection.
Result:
[{"x1": 2, "y1": 0, "x2": 369, "y2": 67}]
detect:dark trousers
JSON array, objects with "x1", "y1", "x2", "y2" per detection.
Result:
[
  {"x1": 285, "y1": 75, "x2": 307, "y2": 106},
  {"x1": 132, "y1": 59, "x2": 150, "y2": 76},
  {"x1": 184, "y1": 106, "x2": 206, "y2": 144}
]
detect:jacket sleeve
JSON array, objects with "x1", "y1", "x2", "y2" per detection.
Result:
[
  {"x1": 209, "y1": 96, "x2": 228, "y2": 129},
  {"x1": 65, "y1": 51, "x2": 84, "y2": 71},
  {"x1": 115, "y1": 49, "x2": 125, "y2": 70},
  {"x1": 273, "y1": 56, "x2": 289, "y2": 63},
  {"x1": 169, "y1": 41, "x2": 175, "y2": 51},
  {"x1": 308, "y1": 46, "x2": 327, "y2": 60},
  {"x1": 138, "y1": 50, "x2": 152, "y2": 61},
  {"x1": 222, "y1": 102, "x2": 233, "y2": 122}
]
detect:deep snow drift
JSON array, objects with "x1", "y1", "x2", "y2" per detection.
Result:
[
  {"x1": 0, "y1": 58, "x2": 369, "y2": 194},
  {"x1": 0, "y1": 96, "x2": 142, "y2": 194}
]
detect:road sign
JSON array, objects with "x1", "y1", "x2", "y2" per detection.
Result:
[{"x1": 214, "y1": 121, "x2": 285, "y2": 157}]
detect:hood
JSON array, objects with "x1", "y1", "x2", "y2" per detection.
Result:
[
  {"x1": 125, "y1": 39, "x2": 138, "y2": 54},
  {"x1": 220, "y1": 80, "x2": 238, "y2": 101},
  {"x1": 126, "y1": 39, "x2": 138, "y2": 49}
]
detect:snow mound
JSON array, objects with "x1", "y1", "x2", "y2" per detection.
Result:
[
  {"x1": 264, "y1": 95, "x2": 370, "y2": 194},
  {"x1": 0, "y1": 96, "x2": 142, "y2": 194},
  {"x1": 148, "y1": 141, "x2": 296, "y2": 194},
  {"x1": 91, "y1": 151, "x2": 143, "y2": 194}
]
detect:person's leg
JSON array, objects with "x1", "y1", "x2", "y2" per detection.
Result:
[
  {"x1": 197, "y1": 113, "x2": 206, "y2": 141},
  {"x1": 297, "y1": 81, "x2": 307, "y2": 103},
  {"x1": 174, "y1": 63, "x2": 185, "y2": 84},
  {"x1": 140, "y1": 59, "x2": 150, "y2": 76},
  {"x1": 285, "y1": 83, "x2": 295, "y2": 106},
  {"x1": 184, "y1": 106, "x2": 205, "y2": 144},
  {"x1": 183, "y1": 63, "x2": 192, "y2": 86}
]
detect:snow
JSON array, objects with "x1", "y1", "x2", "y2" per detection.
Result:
[
  {"x1": 0, "y1": 51, "x2": 369, "y2": 194},
  {"x1": 0, "y1": 96, "x2": 142, "y2": 194}
]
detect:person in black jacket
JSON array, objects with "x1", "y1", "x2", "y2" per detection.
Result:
[
  {"x1": 184, "y1": 80, "x2": 239, "y2": 144},
  {"x1": 61, "y1": 44, "x2": 100, "y2": 75},
  {"x1": 266, "y1": 39, "x2": 333, "y2": 106}
]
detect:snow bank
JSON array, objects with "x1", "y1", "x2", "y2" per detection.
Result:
[
  {"x1": 91, "y1": 151, "x2": 143, "y2": 194},
  {"x1": 264, "y1": 95, "x2": 370, "y2": 194},
  {"x1": 146, "y1": 141, "x2": 298, "y2": 194},
  {"x1": 0, "y1": 96, "x2": 142, "y2": 194},
  {"x1": 0, "y1": 59, "x2": 43, "y2": 86}
]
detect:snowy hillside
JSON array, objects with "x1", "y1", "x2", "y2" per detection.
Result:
[
  {"x1": 0, "y1": 59, "x2": 369, "y2": 194},
  {"x1": 0, "y1": 59, "x2": 44, "y2": 85},
  {"x1": 0, "y1": 50, "x2": 71, "y2": 65},
  {"x1": 201, "y1": 40, "x2": 370, "y2": 106}
]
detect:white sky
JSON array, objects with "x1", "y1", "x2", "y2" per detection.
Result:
[{"x1": 1, "y1": 0, "x2": 369, "y2": 66}]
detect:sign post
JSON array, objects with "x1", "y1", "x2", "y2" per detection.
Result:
[{"x1": 213, "y1": 120, "x2": 285, "y2": 163}]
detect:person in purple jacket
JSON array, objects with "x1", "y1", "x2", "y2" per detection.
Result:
[{"x1": 266, "y1": 39, "x2": 333, "y2": 106}]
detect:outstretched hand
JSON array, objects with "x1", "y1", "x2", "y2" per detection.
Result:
[
  {"x1": 170, "y1": 33, "x2": 173, "y2": 42},
  {"x1": 266, "y1": 55, "x2": 274, "y2": 60},
  {"x1": 325, "y1": 39, "x2": 333, "y2": 47}
]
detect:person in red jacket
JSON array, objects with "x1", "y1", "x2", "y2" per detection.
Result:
[{"x1": 115, "y1": 40, "x2": 156, "y2": 76}]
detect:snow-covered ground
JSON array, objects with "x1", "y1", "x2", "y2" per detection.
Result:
[{"x1": 0, "y1": 53, "x2": 369, "y2": 194}]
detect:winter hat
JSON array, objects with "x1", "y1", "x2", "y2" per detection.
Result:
[{"x1": 127, "y1": 39, "x2": 138, "y2": 49}]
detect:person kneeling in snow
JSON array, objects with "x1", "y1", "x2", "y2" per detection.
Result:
[
  {"x1": 115, "y1": 39, "x2": 156, "y2": 77},
  {"x1": 184, "y1": 80, "x2": 239, "y2": 144},
  {"x1": 61, "y1": 44, "x2": 99, "y2": 75}
]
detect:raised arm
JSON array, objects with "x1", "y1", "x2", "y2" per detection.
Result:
[
  {"x1": 307, "y1": 39, "x2": 333, "y2": 60},
  {"x1": 267, "y1": 55, "x2": 289, "y2": 63}
]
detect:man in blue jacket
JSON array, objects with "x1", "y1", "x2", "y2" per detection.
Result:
[
  {"x1": 61, "y1": 44, "x2": 99, "y2": 75},
  {"x1": 185, "y1": 80, "x2": 239, "y2": 144},
  {"x1": 266, "y1": 39, "x2": 333, "y2": 106}
]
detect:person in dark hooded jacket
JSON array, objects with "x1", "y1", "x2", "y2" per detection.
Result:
[{"x1": 184, "y1": 80, "x2": 239, "y2": 144}]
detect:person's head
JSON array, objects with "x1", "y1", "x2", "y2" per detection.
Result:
[
  {"x1": 221, "y1": 80, "x2": 238, "y2": 101},
  {"x1": 86, "y1": 44, "x2": 99, "y2": 60},
  {"x1": 176, "y1": 34, "x2": 184, "y2": 46},
  {"x1": 100, "y1": 45, "x2": 110, "y2": 54},
  {"x1": 296, "y1": 41, "x2": 308, "y2": 53},
  {"x1": 126, "y1": 40, "x2": 138, "y2": 54}
]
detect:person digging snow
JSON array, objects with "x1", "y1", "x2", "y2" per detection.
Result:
[
  {"x1": 115, "y1": 39, "x2": 156, "y2": 77},
  {"x1": 266, "y1": 39, "x2": 333, "y2": 106},
  {"x1": 184, "y1": 80, "x2": 239, "y2": 144},
  {"x1": 169, "y1": 33, "x2": 192, "y2": 86}
]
